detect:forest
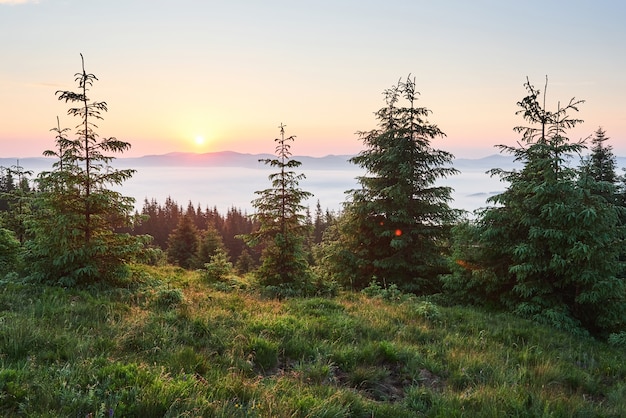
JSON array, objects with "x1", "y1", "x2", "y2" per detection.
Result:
[{"x1": 2, "y1": 57, "x2": 626, "y2": 416}]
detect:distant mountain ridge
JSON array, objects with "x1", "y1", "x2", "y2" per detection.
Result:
[
  {"x1": 0, "y1": 151, "x2": 359, "y2": 171},
  {"x1": 2, "y1": 151, "x2": 626, "y2": 172},
  {"x1": 121, "y1": 151, "x2": 360, "y2": 170}
]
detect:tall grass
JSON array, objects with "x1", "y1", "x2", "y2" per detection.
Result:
[{"x1": 1, "y1": 265, "x2": 625, "y2": 416}]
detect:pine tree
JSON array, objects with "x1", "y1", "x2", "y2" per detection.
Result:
[
  {"x1": 478, "y1": 77, "x2": 626, "y2": 336},
  {"x1": 332, "y1": 76, "x2": 459, "y2": 292},
  {"x1": 26, "y1": 54, "x2": 144, "y2": 285},
  {"x1": 244, "y1": 124, "x2": 313, "y2": 292}
]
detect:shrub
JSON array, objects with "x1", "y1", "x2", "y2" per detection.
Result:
[
  {"x1": 362, "y1": 280, "x2": 411, "y2": 302},
  {"x1": 202, "y1": 249, "x2": 233, "y2": 282},
  {"x1": 413, "y1": 301, "x2": 442, "y2": 323},
  {"x1": 154, "y1": 288, "x2": 184, "y2": 309},
  {"x1": 608, "y1": 332, "x2": 626, "y2": 348}
]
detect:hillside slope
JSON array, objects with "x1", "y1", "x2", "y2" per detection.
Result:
[{"x1": 1, "y1": 266, "x2": 625, "y2": 416}]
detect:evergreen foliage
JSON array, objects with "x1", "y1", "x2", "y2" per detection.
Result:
[
  {"x1": 0, "y1": 166, "x2": 16, "y2": 212},
  {"x1": 244, "y1": 124, "x2": 313, "y2": 292},
  {"x1": 25, "y1": 54, "x2": 145, "y2": 285},
  {"x1": 131, "y1": 198, "x2": 260, "y2": 265},
  {"x1": 440, "y1": 221, "x2": 504, "y2": 308},
  {"x1": 0, "y1": 227, "x2": 20, "y2": 277},
  {"x1": 0, "y1": 162, "x2": 33, "y2": 244},
  {"x1": 166, "y1": 214, "x2": 200, "y2": 269},
  {"x1": 329, "y1": 76, "x2": 459, "y2": 292},
  {"x1": 584, "y1": 127, "x2": 618, "y2": 185},
  {"x1": 234, "y1": 249, "x2": 255, "y2": 275},
  {"x1": 191, "y1": 225, "x2": 226, "y2": 269},
  {"x1": 203, "y1": 248, "x2": 234, "y2": 282},
  {"x1": 475, "y1": 78, "x2": 626, "y2": 336},
  {"x1": 580, "y1": 127, "x2": 619, "y2": 205}
]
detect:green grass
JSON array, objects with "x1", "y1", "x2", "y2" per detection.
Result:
[{"x1": 1, "y1": 264, "x2": 625, "y2": 417}]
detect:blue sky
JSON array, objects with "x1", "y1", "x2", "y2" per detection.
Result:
[{"x1": 1, "y1": 0, "x2": 625, "y2": 158}]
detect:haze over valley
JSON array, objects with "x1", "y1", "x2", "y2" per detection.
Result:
[{"x1": 4, "y1": 151, "x2": 625, "y2": 215}]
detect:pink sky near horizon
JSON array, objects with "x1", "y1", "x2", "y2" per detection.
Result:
[{"x1": 2, "y1": 1, "x2": 625, "y2": 160}]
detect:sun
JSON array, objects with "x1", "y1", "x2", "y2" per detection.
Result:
[{"x1": 194, "y1": 135, "x2": 205, "y2": 145}]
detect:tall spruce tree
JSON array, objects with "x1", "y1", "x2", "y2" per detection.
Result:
[
  {"x1": 244, "y1": 124, "x2": 313, "y2": 292},
  {"x1": 333, "y1": 76, "x2": 459, "y2": 292},
  {"x1": 26, "y1": 54, "x2": 144, "y2": 285},
  {"x1": 478, "y1": 78, "x2": 626, "y2": 336}
]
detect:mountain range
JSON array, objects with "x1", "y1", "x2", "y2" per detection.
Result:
[{"x1": 3, "y1": 151, "x2": 624, "y2": 172}]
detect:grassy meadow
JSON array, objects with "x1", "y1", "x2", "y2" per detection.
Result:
[{"x1": 1, "y1": 265, "x2": 625, "y2": 417}]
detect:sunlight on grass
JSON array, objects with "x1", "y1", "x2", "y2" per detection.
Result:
[{"x1": 1, "y1": 265, "x2": 625, "y2": 416}]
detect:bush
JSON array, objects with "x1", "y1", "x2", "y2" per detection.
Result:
[
  {"x1": 362, "y1": 280, "x2": 411, "y2": 302},
  {"x1": 154, "y1": 288, "x2": 184, "y2": 309},
  {"x1": 413, "y1": 301, "x2": 442, "y2": 323},
  {"x1": 608, "y1": 332, "x2": 626, "y2": 348},
  {"x1": 202, "y1": 249, "x2": 233, "y2": 282}
]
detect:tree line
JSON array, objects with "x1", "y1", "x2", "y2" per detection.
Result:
[
  {"x1": 123, "y1": 196, "x2": 334, "y2": 272},
  {"x1": 1, "y1": 57, "x2": 626, "y2": 339}
]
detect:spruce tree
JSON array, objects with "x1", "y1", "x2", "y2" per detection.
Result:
[
  {"x1": 26, "y1": 54, "x2": 144, "y2": 285},
  {"x1": 332, "y1": 76, "x2": 459, "y2": 292},
  {"x1": 580, "y1": 127, "x2": 619, "y2": 205},
  {"x1": 312, "y1": 200, "x2": 326, "y2": 244},
  {"x1": 191, "y1": 225, "x2": 226, "y2": 269},
  {"x1": 585, "y1": 127, "x2": 618, "y2": 184},
  {"x1": 0, "y1": 162, "x2": 33, "y2": 244},
  {"x1": 234, "y1": 249, "x2": 255, "y2": 275},
  {"x1": 478, "y1": 78, "x2": 626, "y2": 336},
  {"x1": 166, "y1": 214, "x2": 200, "y2": 269},
  {"x1": 244, "y1": 124, "x2": 313, "y2": 293}
]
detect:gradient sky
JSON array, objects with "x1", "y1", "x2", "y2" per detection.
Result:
[{"x1": 2, "y1": 0, "x2": 625, "y2": 159}]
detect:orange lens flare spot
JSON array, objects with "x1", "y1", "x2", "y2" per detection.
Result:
[{"x1": 395, "y1": 229, "x2": 402, "y2": 236}]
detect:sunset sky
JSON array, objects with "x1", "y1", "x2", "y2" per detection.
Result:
[{"x1": 1, "y1": 0, "x2": 625, "y2": 159}]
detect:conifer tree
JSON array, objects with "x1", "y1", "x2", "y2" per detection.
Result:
[
  {"x1": 234, "y1": 249, "x2": 255, "y2": 275},
  {"x1": 191, "y1": 225, "x2": 226, "y2": 269},
  {"x1": 331, "y1": 76, "x2": 459, "y2": 292},
  {"x1": 166, "y1": 214, "x2": 200, "y2": 269},
  {"x1": 0, "y1": 162, "x2": 33, "y2": 244},
  {"x1": 585, "y1": 127, "x2": 618, "y2": 184},
  {"x1": 0, "y1": 167, "x2": 16, "y2": 213},
  {"x1": 26, "y1": 54, "x2": 144, "y2": 285},
  {"x1": 312, "y1": 200, "x2": 326, "y2": 244},
  {"x1": 244, "y1": 124, "x2": 313, "y2": 292},
  {"x1": 478, "y1": 78, "x2": 626, "y2": 336},
  {"x1": 580, "y1": 127, "x2": 619, "y2": 205}
]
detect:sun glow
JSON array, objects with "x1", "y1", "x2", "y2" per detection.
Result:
[{"x1": 195, "y1": 135, "x2": 205, "y2": 145}]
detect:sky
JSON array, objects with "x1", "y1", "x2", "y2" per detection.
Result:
[{"x1": 1, "y1": 0, "x2": 625, "y2": 159}]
